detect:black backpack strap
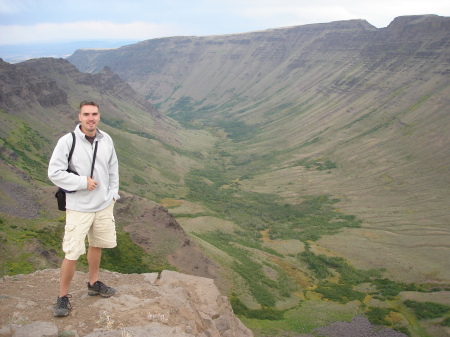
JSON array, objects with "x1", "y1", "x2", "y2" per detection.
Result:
[
  {"x1": 67, "y1": 131, "x2": 76, "y2": 166},
  {"x1": 90, "y1": 140, "x2": 98, "y2": 178}
]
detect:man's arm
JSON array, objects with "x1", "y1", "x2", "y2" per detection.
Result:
[
  {"x1": 108, "y1": 142, "x2": 120, "y2": 201},
  {"x1": 48, "y1": 135, "x2": 87, "y2": 192}
]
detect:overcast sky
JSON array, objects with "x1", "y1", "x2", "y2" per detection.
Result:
[{"x1": 0, "y1": 0, "x2": 449, "y2": 45}]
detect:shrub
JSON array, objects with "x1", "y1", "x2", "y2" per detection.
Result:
[
  {"x1": 101, "y1": 231, "x2": 157, "y2": 273},
  {"x1": 132, "y1": 174, "x2": 147, "y2": 185},
  {"x1": 314, "y1": 281, "x2": 366, "y2": 304},
  {"x1": 403, "y1": 300, "x2": 450, "y2": 319},
  {"x1": 365, "y1": 307, "x2": 391, "y2": 325},
  {"x1": 230, "y1": 296, "x2": 285, "y2": 320}
]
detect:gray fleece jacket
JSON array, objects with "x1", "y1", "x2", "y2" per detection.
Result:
[{"x1": 48, "y1": 124, "x2": 120, "y2": 212}]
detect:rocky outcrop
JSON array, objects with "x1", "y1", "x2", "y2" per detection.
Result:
[
  {"x1": 18, "y1": 58, "x2": 160, "y2": 118},
  {"x1": 0, "y1": 269, "x2": 253, "y2": 337},
  {"x1": 0, "y1": 58, "x2": 67, "y2": 109}
]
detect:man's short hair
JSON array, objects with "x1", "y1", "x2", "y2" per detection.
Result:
[{"x1": 79, "y1": 101, "x2": 99, "y2": 109}]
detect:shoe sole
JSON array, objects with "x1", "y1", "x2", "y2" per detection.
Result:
[
  {"x1": 54, "y1": 310, "x2": 69, "y2": 317},
  {"x1": 88, "y1": 291, "x2": 115, "y2": 297}
]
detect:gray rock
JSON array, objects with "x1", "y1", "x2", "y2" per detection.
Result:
[{"x1": 12, "y1": 321, "x2": 58, "y2": 337}]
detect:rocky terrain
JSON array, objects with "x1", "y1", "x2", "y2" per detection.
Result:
[{"x1": 0, "y1": 269, "x2": 253, "y2": 337}]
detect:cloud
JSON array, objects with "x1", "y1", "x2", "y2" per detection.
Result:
[
  {"x1": 0, "y1": 0, "x2": 449, "y2": 45},
  {"x1": 227, "y1": 0, "x2": 450, "y2": 28},
  {"x1": 0, "y1": 21, "x2": 180, "y2": 44},
  {"x1": 0, "y1": 0, "x2": 26, "y2": 14},
  {"x1": 237, "y1": 4, "x2": 356, "y2": 26}
]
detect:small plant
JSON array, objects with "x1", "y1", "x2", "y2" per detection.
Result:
[
  {"x1": 96, "y1": 311, "x2": 115, "y2": 330},
  {"x1": 147, "y1": 313, "x2": 169, "y2": 324}
]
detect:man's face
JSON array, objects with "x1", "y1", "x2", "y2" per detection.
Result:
[{"x1": 78, "y1": 105, "x2": 100, "y2": 135}]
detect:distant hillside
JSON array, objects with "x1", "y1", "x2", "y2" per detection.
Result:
[{"x1": 0, "y1": 39, "x2": 140, "y2": 64}]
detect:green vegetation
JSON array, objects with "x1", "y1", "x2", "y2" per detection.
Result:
[
  {"x1": 196, "y1": 230, "x2": 294, "y2": 307},
  {"x1": 314, "y1": 281, "x2": 366, "y2": 304},
  {"x1": 0, "y1": 216, "x2": 64, "y2": 276},
  {"x1": 296, "y1": 158, "x2": 337, "y2": 171},
  {"x1": 372, "y1": 278, "x2": 419, "y2": 299},
  {"x1": 231, "y1": 295, "x2": 285, "y2": 320},
  {"x1": 102, "y1": 117, "x2": 156, "y2": 140},
  {"x1": 0, "y1": 122, "x2": 50, "y2": 182},
  {"x1": 0, "y1": 216, "x2": 161, "y2": 276},
  {"x1": 132, "y1": 174, "x2": 147, "y2": 185},
  {"x1": 213, "y1": 120, "x2": 258, "y2": 142},
  {"x1": 167, "y1": 96, "x2": 208, "y2": 128},
  {"x1": 365, "y1": 307, "x2": 392, "y2": 326},
  {"x1": 101, "y1": 230, "x2": 160, "y2": 273},
  {"x1": 186, "y1": 166, "x2": 362, "y2": 243},
  {"x1": 299, "y1": 246, "x2": 382, "y2": 283},
  {"x1": 403, "y1": 300, "x2": 450, "y2": 319}
]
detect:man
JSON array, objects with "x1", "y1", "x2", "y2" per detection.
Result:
[{"x1": 48, "y1": 101, "x2": 120, "y2": 317}]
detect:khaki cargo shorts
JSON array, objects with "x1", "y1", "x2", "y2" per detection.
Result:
[{"x1": 63, "y1": 200, "x2": 116, "y2": 260}]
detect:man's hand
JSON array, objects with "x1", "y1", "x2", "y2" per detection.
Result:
[{"x1": 87, "y1": 177, "x2": 98, "y2": 191}]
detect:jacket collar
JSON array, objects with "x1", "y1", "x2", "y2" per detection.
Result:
[{"x1": 74, "y1": 123, "x2": 104, "y2": 140}]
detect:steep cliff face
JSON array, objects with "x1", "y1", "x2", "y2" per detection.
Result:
[
  {"x1": 67, "y1": 20, "x2": 377, "y2": 112},
  {"x1": 17, "y1": 58, "x2": 160, "y2": 117},
  {"x1": 0, "y1": 58, "x2": 68, "y2": 109}
]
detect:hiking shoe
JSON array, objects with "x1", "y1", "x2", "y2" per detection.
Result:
[
  {"x1": 54, "y1": 294, "x2": 72, "y2": 317},
  {"x1": 87, "y1": 280, "x2": 116, "y2": 297}
]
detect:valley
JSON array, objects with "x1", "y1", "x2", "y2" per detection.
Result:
[{"x1": 1, "y1": 14, "x2": 450, "y2": 337}]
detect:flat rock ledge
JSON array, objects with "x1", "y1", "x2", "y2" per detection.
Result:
[{"x1": 0, "y1": 269, "x2": 253, "y2": 337}]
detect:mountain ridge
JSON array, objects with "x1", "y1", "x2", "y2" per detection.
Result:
[{"x1": 67, "y1": 15, "x2": 449, "y2": 113}]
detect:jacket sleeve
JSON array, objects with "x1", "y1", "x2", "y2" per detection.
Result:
[
  {"x1": 48, "y1": 135, "x2": 88, "y2": 191},
  {"x1": 108, "y1": 140, "x2": 120, "y2": 201}
]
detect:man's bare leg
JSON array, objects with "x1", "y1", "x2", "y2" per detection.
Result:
[
  {"x1": 88, "y1": 246, "x2": 102, "y2": 286},
  {"x1": 59, "y1": 258, "x2": 76, "y2": 297},
  {"x1": 86, "y1": 246, "x2": 115, "y2": 297}
]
